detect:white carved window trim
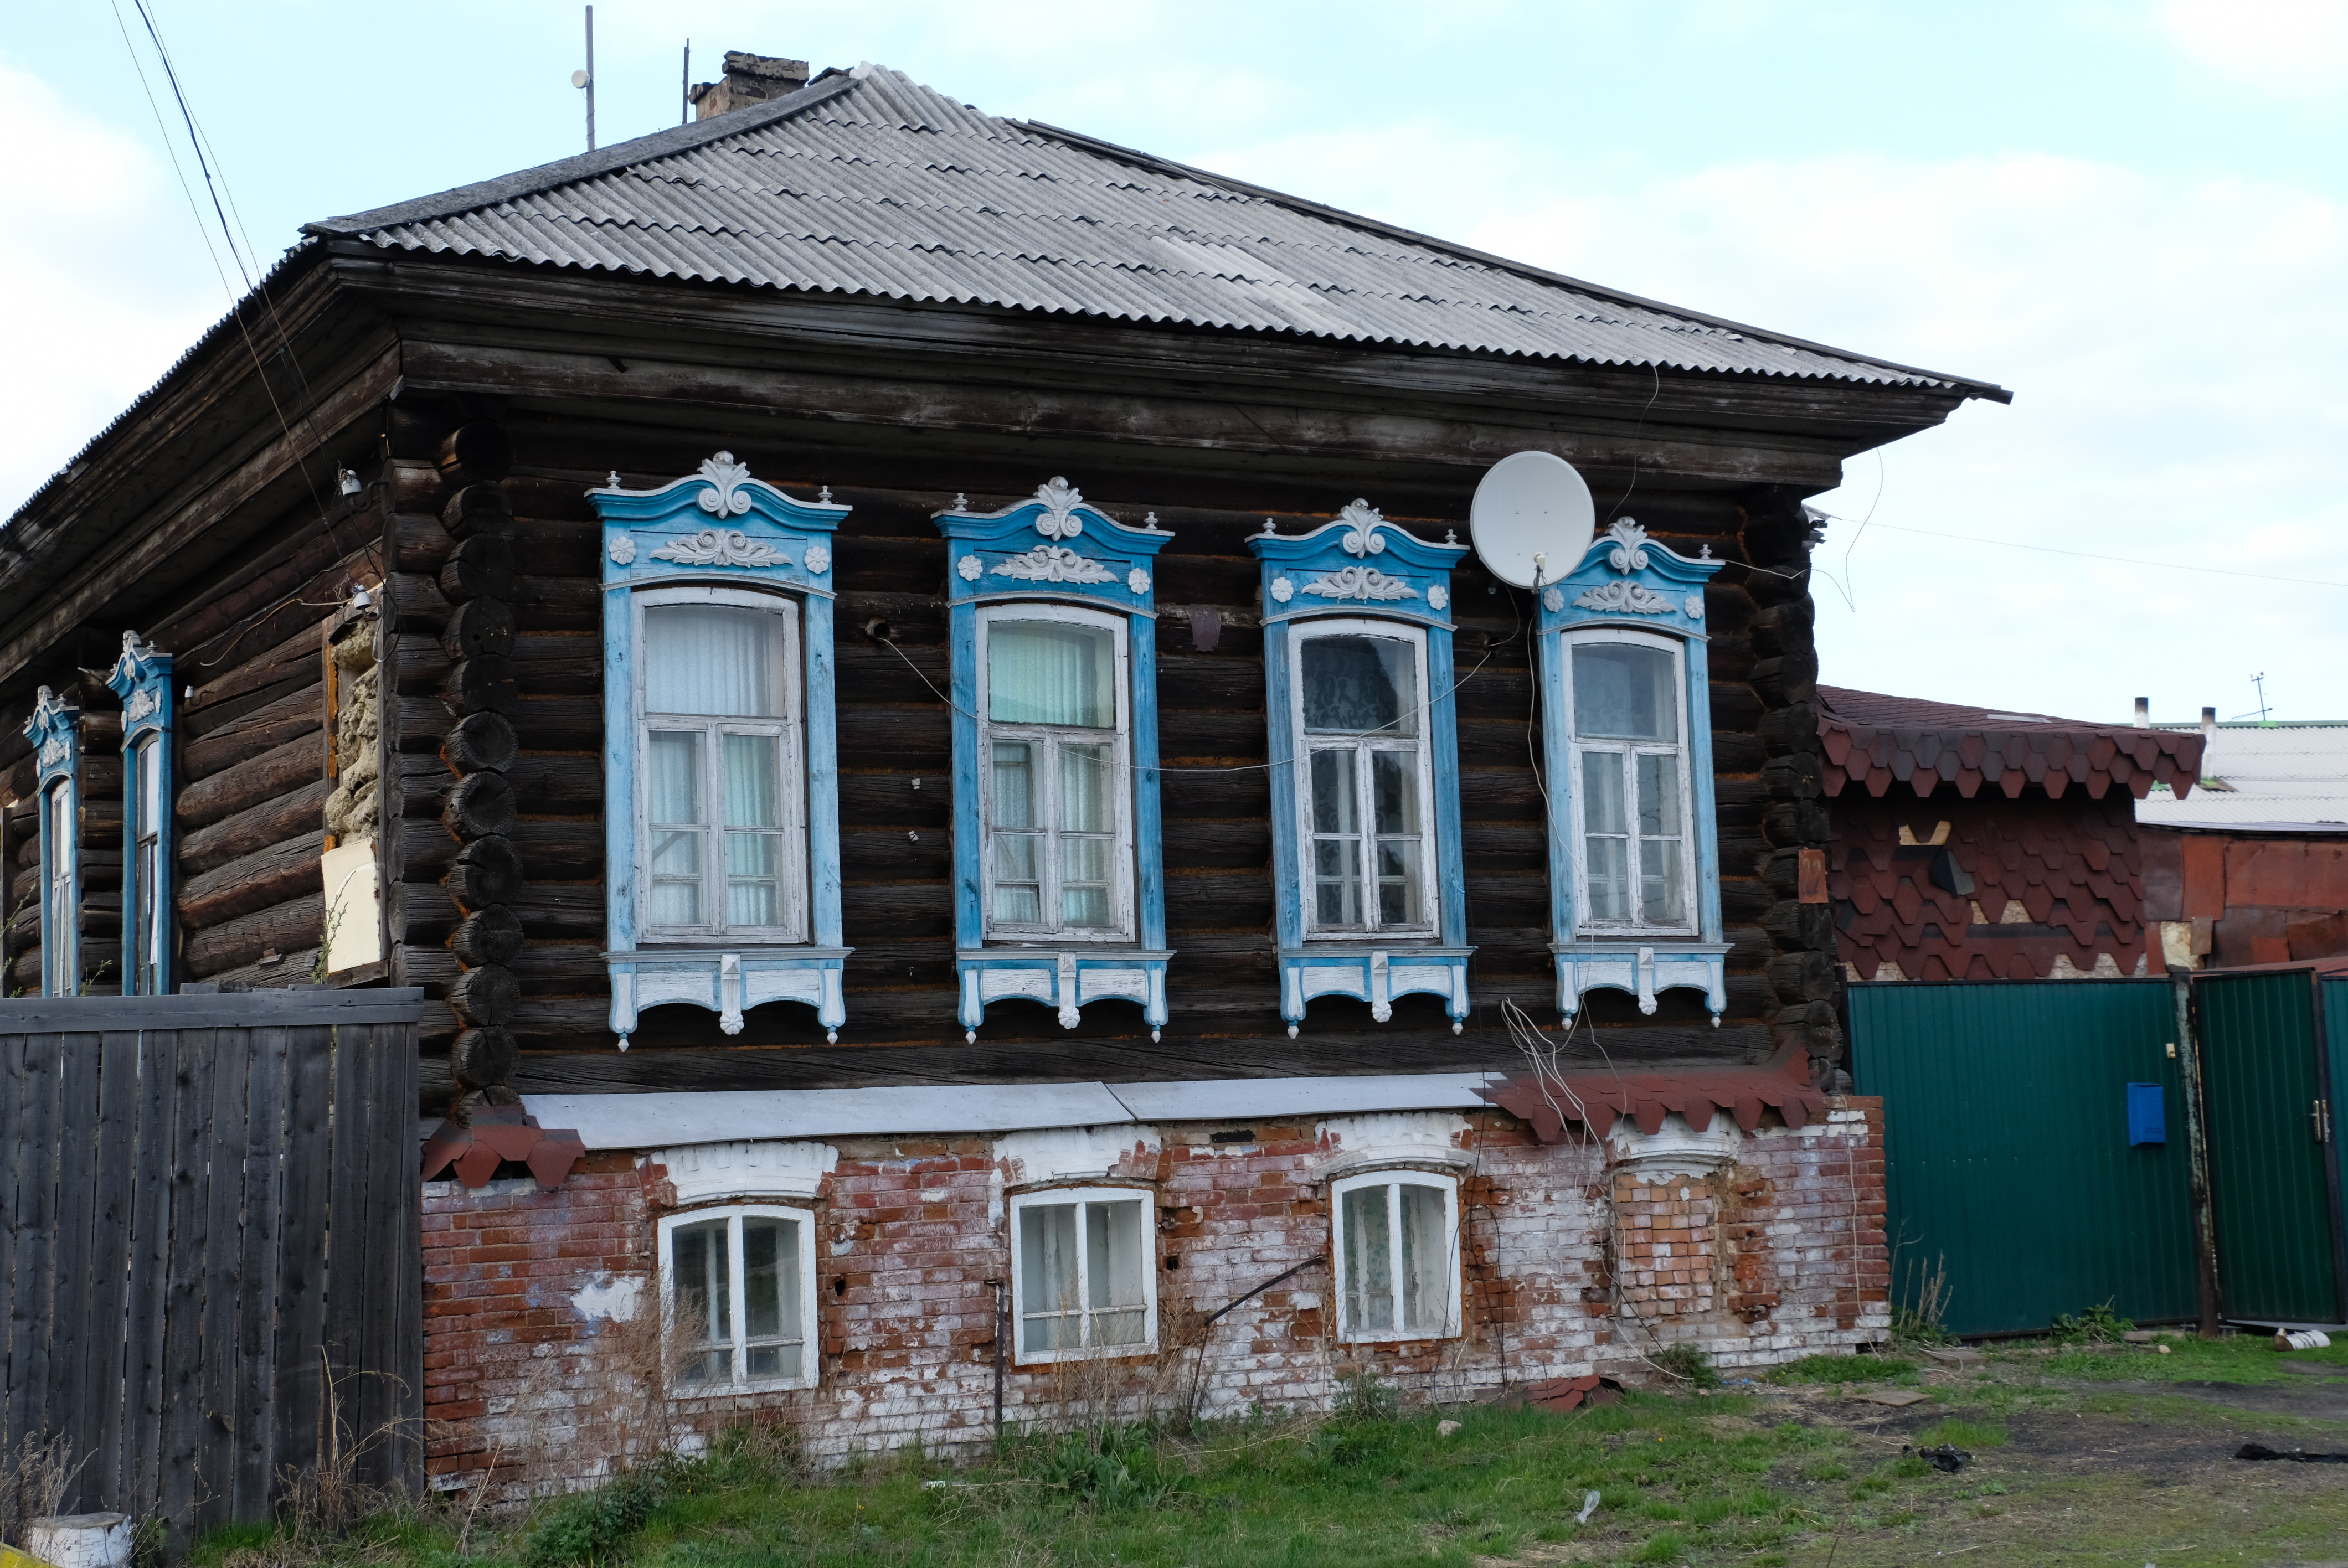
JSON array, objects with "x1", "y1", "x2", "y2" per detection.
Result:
[
  {"x1": 1008, "y1": 1183, "x2": 1159, "y2": 1364},
  {"x1": 1290, "y1": 617, "x2": 1440, "y2": 940},
  {"x1": 43, "y1": 778, "x2": 76, "y2": 997},
  {"x1": 976, "y1": 602, "x2": 1137, "y2": 944},
  {"x1": 1562, "y1": 626, "x2": 1700, "y2": 939},
  {"x1": 1329, "y1": 1167, "x2": 1463, "y2": 1343},
  {"x1": 656, "y1": 1203, "x2": 820, "y2": 1393},
  {"x1": 632, "y1": 585, "x2": 809, "y2": 945}
]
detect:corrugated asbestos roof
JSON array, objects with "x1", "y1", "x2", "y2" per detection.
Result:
[
  {"x1": 1818, "y1": 685, "x2": 2205, "y2": 802},
  {"x1": 308, "y1": 65, "x2": 2007, "y2": 396},
  {"x1": 2138, "y1": 723, "x2": 2348, "y2": 831}
]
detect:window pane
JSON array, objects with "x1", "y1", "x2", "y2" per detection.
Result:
[
  {"x1": 1061, "y1": 837, "x2": 1113, "y2": 929},
  {"x1": 988, "y1": 621, "x2": 1115, "y2": 728},
  {"x1": 1313, "y1": 839, "x2": 1361, "y2": 927},
  {"x1": 671, "y1": 1219, "x2": 732, "y2": 1384},
  {"x1": 724, "y1": 734, "x2": 779, "y2": 827},
  {"x1": 1572, "y1": 643, "x2": 1678, "y2": 742},
  {"x1": 1637, "y1": 753, "x2": 1687, "y2": 926},
  {"x1": 1310, "y1": 749, "x2": 1357, "y2": 834},
  {"x1": 744, "y1": 1219, "x2": 784, "y2": 1339},
  {"x1": 139, "y1": 737, "x2": 163, "y2": 837},
  {"x1": 646, "y1": 604, "x2": 785, "y2": 718},
  {"x1": 1021, "y1": 1203, "x2": 1082, "y2": 1353},
  {"x1": 991, "y1": 742, "x2": 1036, "y2": 828},
  {"x1": 1398, "y1": 1184, "x2": 1449, "y2": 1335},
  {"x1": 1342, "y1": 1184, "x2": 1395, "y2": 1335},
  {"x1": 1060, "y1": 744, "x2": 1111, "y2": 832},
  {"x1": 1376, "y1": 838, "x2": 1422, "y2": 928},
  {"x1": 1301, "y1": 636, "x2": 1417, "y2": 735},
  {"x1": 1581, "y1": 751, "x2": 1625, "y2": 835},
  {"x1": 649, "y1": 732, "x2": 704, "y2": 823},
  {"x1": 1371, "y1": 751, "x2": 1419, "y2": 837},
  {"x1": 1087, "y1": 1201, "x2": 1146, "y2": 1347}
]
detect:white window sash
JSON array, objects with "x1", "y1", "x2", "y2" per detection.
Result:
[
  {"x1": 45, "y1": 782, "x2": 75, "y2": 996},
  {"x1": 133, "y1": 737, "x2": 165, "y2": 993},
  {"x1": 633, "y1": 589, "x2": 809, "y2": 943},
  {"x1": 1331, "y1": 1169, "x2": 1462, "y2": 1343},
  {"x1": 976, "y1": 606, "x2": 1135, "y2": 942},
  {"x1": 656, "y1": 1204, "x2": 817, "y2": 1392},
  {"x1": 1563, "y1": 629, "x2": 1698, "y2": 938},
  {"x1": 1010, "y1": 1186, "x2": 1157, "y2": 1363},
  {"x1": 1293, "y1": 620, "x2": 1439, "y2": 939}
]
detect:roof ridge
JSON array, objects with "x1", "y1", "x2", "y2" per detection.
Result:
[
  {"x1": 303, "y1": 70, "x2": 867, "y2": 239},
  {"x1": 1012, "y1": 121, "x2": 2012, "y2": 403}
]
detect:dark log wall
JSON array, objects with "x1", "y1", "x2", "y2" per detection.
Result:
[{"x1": 363, "y1": 409, "x2": 1840, "y2": 1103}]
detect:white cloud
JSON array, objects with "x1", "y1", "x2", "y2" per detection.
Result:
[
  {"x1": 0, "y1": 59, "x2": 226, "y2": 523},
  {"x1": 2156, "y1": 0, "x2": 2348, "y2": 100},
  {"x1": 1193, "y1": 131, "x2": 2348, "y2": 723}
]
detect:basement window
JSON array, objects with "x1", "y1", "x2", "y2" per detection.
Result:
[
  {"x1": 1010, "y1": 1185, "x2": 1157, "y2": 1363},
  {"x1": 1330, "y1": 1168, "x2": 1461, "y2": 1343},
  {"x1": 658, "y1": 1205, "x2": 818, "y2": 1391}
]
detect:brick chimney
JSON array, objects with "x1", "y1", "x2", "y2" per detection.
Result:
[{"x1": 689, "y1": 51, "x2": 810, "y2": 119}]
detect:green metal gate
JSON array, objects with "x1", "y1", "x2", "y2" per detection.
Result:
[
  {"x1": 1850, "y1": 981, "x2": 2195, "y2": 1337},
  {"x1": 2196, "y1": 970, "x2": 2344, "y2": 1324}
]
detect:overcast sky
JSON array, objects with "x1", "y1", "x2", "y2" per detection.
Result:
[{"x1": 4, "y1": 1, "x2": 2343, "y2": 724}]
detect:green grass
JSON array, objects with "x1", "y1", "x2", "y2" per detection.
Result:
[
  {"x1": 2037, "y1": 1330, "x2": 2348, "y2": 1385},
  {"x1": 1765, "y1": 1352, "x2": 1918, "y2": 1384},
  {"x1": 190, "y1": 1341, "x2": 2348, "y2": 1568},
  {"x1": 1912, "y1": 1417, "x2": 2007, "y2": 1450}
]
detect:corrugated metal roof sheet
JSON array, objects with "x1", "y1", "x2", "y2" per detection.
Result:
[
  {"x1": 308, "y1": 65, "x2": 2007, "y2": 396},
  {"x1": 2138, "y1": 724, "x2": 2348, "y2": 831}
]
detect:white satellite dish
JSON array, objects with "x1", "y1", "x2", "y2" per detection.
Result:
[{"x1": 1469, "y1": 451, "x2": 1595, "y2": 589}]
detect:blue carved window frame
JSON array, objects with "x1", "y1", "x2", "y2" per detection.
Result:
[
  {"x1": 935, "y1": 479, "x2": 1174, "y2": 1043},
  {"x1": 1538, "y1": 518, "x2": 1730, "y2": 1024},
  {"x1": 591, "y1": 452, "x2": 851, "y2": 1049},
  {"x1": 24, "y1": 686, "x2": 81, "y2": 997},
  {"x1": 1251, "y1": 503, "x2": 1472, "y2": 1036},
  {"x1": 107, "y1": 633, "x2": 174, "y2": 994}
]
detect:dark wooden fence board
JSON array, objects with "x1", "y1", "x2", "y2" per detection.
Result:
[
  {"x1": 86, "y1": 1031, "x2": 142, "y2": 1510},
  {"x1": 0, "y1": 992, "x2": 422, "y2": 1555},
  {"x1": 125, "y1": 1029, "x2": 178, "y2": 1525},
  {"x1": 12, "y1": 1035, "x2": 61, "y2": 1460},
  {"x1": 274, "y1": 1025, "x2": 333, "y2": 1478}
]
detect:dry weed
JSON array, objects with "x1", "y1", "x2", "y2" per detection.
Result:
[{"x1": 0, "y1": 1433, "x2": 84, "y2": 1548}]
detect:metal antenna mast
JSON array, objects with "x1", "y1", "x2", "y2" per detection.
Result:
[
  {"x1": 682, "y1": 39, "x2": 691, "y2": 125},
  {"x1": 569, "y1": 6, "x2": 596, "y2": 151}
]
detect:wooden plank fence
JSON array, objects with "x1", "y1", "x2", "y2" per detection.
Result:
[{"x1": 0, "y1": 989, "x2": 422, "y2": 1551}]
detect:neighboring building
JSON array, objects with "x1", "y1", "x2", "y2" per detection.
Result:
[
  {"x1": 1819, "y1": 687, "x2": 2205, "y2": 983},
  {"x1": 2138, "y1": 718, "x2": 2348, "y2": 969},
  {"x1": 0, "y1": 58, "x2": 2008, "y2": 1492}
]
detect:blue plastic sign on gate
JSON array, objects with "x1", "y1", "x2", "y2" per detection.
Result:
[{"x1": 2126, "y1": 1082, "x2": 2167, "y2": 1146}]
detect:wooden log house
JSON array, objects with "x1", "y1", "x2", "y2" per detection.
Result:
[{"x1": 0, "y1": 58, "x2": 2009, "y2": 1483}]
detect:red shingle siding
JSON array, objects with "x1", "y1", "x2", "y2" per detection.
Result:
[
  {"x1": 420, "y1": 1102, "x2": 1886, "y2": 1500},
  {"x1": 1830, "y1": 788, "x2": 2149, "y2": 981}
]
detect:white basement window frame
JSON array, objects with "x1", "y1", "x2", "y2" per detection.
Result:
[
  {"x1": 1329, "y1": 1167, "x2": 1463, "y2": 1343},
  {"x1": 1008, "y1": 1184, "x2": 1158, "y2": 1364},
  {"x1": 656, "y1": 1203, "x2": 821, "y2": 1392},
  {"x1": 592, "y1": 452, "x2": 852, "y2": 1049}
]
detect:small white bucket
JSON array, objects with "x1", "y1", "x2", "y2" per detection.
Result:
[{"x1": 25, "y1": 1513, "x2": 133, "y2": 1568}]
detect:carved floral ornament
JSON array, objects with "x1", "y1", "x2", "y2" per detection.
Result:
[
  {"x1": 695, "y1": 451, "x2": 757, "y2": 518},
  {"x1": 993, "y1": 545, "x2": 1115, "y2": 585},
  {"x1": 1303, "y1": 565, "x2": 1418, "y2": 602},
  {"x1": 650, "y1": 529, "x2": 791, "y2": 570},
  {"x1": 1034, "y1": 476, "x2": 1085, "y2": 540},
  {"x1": 125, "y1": 688, "x2": 161, "y2": 723}
]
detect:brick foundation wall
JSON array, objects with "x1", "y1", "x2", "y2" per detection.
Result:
[{"x1": 421, "y1": 1098, "x2": 1887, "y2": 1499}]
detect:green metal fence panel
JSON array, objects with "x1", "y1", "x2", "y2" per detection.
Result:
[
  {"x1": 1850, "y1": 980, "x2": 2193, "y2": 1337},
  {"x1": 2198, "y1": 970, "x2": 2339, "y2": 1324}
]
